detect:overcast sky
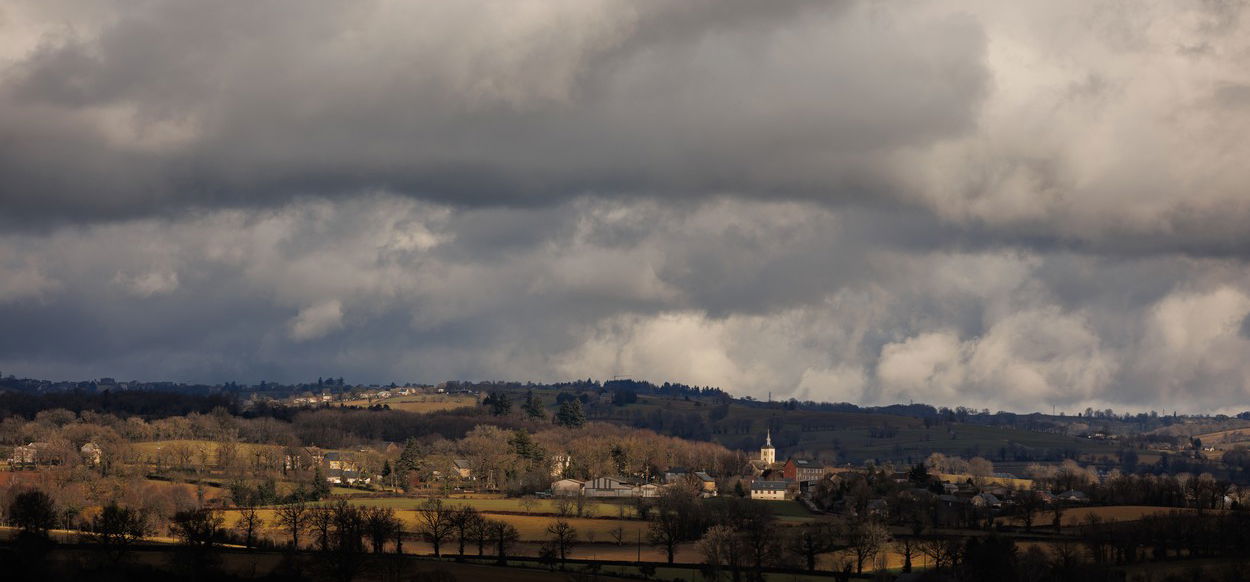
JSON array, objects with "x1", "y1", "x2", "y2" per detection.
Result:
[{"x1": 3, "y1": 1, "x2": 1250, "y2": 413}]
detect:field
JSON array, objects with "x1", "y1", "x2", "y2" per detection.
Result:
[
  {"x1": 995, "y1": 505, "x2": 1213, "y2": 528},
  {"x1": 327, "y1": 496, "x2": 641, "y2": 518},
  {"x1": 45, "y1": 545, "x2": 642, "y2": 582},
  {"x1": 221, "y1": 507, "x2": 650, "y2": 543},
  {"x1": 340, "y1": 393, "x2": 478, "y2": 413}
]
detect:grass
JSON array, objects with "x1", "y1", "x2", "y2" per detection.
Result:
[
  {"x1": 221, "y1": 507, "x2": 648, "y2": 542},
  {"x1": 330, "y1": 496, "x2": 639, "y2": 518},
  {"x1": 995, "y1": 505, "x2": 1217, "y2": 528},
  {"x1": 340, "y1": 393, "x2": 478, "y2": 413}
]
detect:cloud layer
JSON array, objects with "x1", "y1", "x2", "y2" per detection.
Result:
[{"x1": 2, "y1": 1, "x2": 1250, "y2": 412}]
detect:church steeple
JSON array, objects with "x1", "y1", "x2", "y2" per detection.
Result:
[{"x1": 760, "y1": 429, "x2": 775, "y2": 464}]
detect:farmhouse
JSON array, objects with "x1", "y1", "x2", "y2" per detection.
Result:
[
  {"x1": 8, "y1": 442, "x2": 54, "y2": 467},
  {"x1": 323, "y1": 452, "x2": 358, "y2": 472},
  {"x1": 585, "y1": 476, "x2": 641, "y2": 497},
  {"x1": 551, "y1": 478, "x2": 585, "y2": 497},
  {"x1": 750, "y1": 479, "x2": 788, "y2": 500},
  {"x1": 327, "y1": 467, "x2": 369, "y2": 485}
]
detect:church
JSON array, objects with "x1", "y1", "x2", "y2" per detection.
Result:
[
  {"x1": 747, "y1": 430, "x2": 790, "y2": 499},
  {"x1": 746, "y1": 429, "x2": 778, "y2": 474},
  {"x1": 760, "y1": 429, "x2": 775, "y2": 464}
]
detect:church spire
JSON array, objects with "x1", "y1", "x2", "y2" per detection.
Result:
[{"x1": 760, "y1": 428, "x2": 775, "y2": 464}]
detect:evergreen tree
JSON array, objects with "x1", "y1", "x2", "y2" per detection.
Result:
[
  {"x1": 523, "y1": 390, "x2": 546, "y2": 418},
  {"x1": 555, "y1": 399, "x2": 586, "y2": 428},
  {"x1": 485, "y1": 391, "x2": 513, "y2": 416},
  {"x1": 396, "y1": 438, "x2": 423, "y2": 488},
  {"x1": 509, "y1": 430, "x2": 544, "y2": 462},
  {"x1": 312, "y1": 465, "x2": 331, "y2": 499}
]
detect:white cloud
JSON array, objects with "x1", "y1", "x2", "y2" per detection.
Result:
[
  {"x1": 113, "y1": 269, "x2": 179, "y2": 297},
  {"x1": 287, "y1": 300, "x2": 344, "y2": 342},
  {"x1": 0, "y1": 255, "x2": 57, "y2": 303}
]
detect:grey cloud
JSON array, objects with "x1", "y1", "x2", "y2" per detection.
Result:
[
  {"x1": 4, "y1": 2, "x2": 1250, "y2": 413},
  {"x1": 0, "y1": 195, "x2": 1245, "y2": 413},
  {"x1": 0, "y1": 0, "x2": 987, "y2": 222}
]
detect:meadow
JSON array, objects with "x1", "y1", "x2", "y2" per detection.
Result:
[{"x1": 340, "y1": 393, "x2": 478, "y2": 413}]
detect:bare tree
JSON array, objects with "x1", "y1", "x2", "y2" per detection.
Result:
[
  {"x1": 1052, "y1": 504, "x2": 1066, "y2": 533},
  {"x1": 310, "y1": 507, "x2": 335, "y2": 551},
  {"x1": 1016, "y1": 490, "x2": 1044, "y2": 532},
  {"x1": 467, "y1": 512, "x2": 490, "y2": 555},
  {"x1": 896, "y1": 538, "x2": 919, "y2": 573},
  {"x1": 918, "y1": 536, "x2": 960, "y2": 572},
  {"x1": 363, "y1": 506, "x2": 401, "y2": 554},
  {"x1": 518, "y1": 496, "x2": 537, "y2": 514},
  {"x1": 275, "y1": 501, "x2": 310, "y2": 549},
  {"x1": 488, "y1": 519, "x2": 519, "y2": 565},
  {"x1": 609, "y1": 525, "x2": 626, "y2": 546},
  {"x1": 82, "y1": 502, "x2": 148, "y2": 563},
  {"x1": 235, "y1": 505, "x2": 265, "y2": 548},
  {"x1": 786, "y1": 521, "x2": 839, "y2": 572},
  {"x1": 415, "y1": 498, "x2": 454, "y2": 557},
  {"x1": 171, "y1": 508, "x2": 225, "y2": 548},
  {"x1": 448, "y1": 505, "x2": 479, "y2": 556},
  {"x1": 846, "y1": 519, "x2": 889, "y2": 574},
  {"x1": 546, "y1": 518, "x2": 578, "y2": 565},
  {"x1": 697, "y1": 524, "x2": 745, "y2": 582}
]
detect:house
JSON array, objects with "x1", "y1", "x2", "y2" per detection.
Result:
[
  {"x1": 782, "y1": 458, "x2": 825, "y2": 483},
  {"x1": 327, "y1": 468, "x2": 370, "y2": 486},
  {"x1": 971, "y1": 492, "x2": 1002, "y2": 509},
  {"x1": 585, "y1": 476, "x2": 641, "y2": 498},
  {"x1": 750, "y1": 480, "x2": 788, "y2": 500},
  {"x1": 638, "y1": 483, "x2": 663, "y2": 498},
  {"x1": 1057, "y1": 490, "x2": 1089, "y2": 503},
  {"x1": 551, "y1": 479, "x2": 585, "y2": 497},
  {"x1": 452, "y1": 459, "x2": 473, "y2": 479},
  {"x1": 324, "y1": 452, "x2": 358, "y2": 472},
  {"x1": 80, "y1": 442, "x2": 102, "y2": 467},
  {"x1": 693, "y1": 472, "x2": 718, "y2": 496},
  {"x1": 663, "y1": 467, "x2": 690, "y2": 483},
  {"x1": 8, "y1": 442, "x2": 53, "y2": 467}
]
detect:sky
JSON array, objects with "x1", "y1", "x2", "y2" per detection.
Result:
[{"x1": 2, "y1": 1, "x2": 1250, "y2": 413}]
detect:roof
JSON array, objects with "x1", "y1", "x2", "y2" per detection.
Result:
[
  {"x1": 751, "y1": 480, "x2": 789, "y2": 491},
  {"x1": 694, "y1": 471, "x2": 715, "y2": 482},
  {"x1": 789, "y1": 459, "x2": 821, "y2": 468},
  {"x1": 589, "y1": 476, "x2": 639, "y2": 488},
  {"x1": 453, "y1": 459, "x2": 471, "y2": 469}
]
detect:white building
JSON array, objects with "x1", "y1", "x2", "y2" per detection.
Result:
[
  {"x1": 760, "y1": 430, "x2": 775, "y2": 464},
  {"x1": 750, "y1": 480, "x2": 788, "y2": 500}
]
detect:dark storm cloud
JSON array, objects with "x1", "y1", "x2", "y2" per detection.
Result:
[
  {"x1": 0, "y1": 0, "x2": 987, "y2": 222},
  {"x1": 3, "y1": 2, "x2": 1250, "y2": 412}
]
